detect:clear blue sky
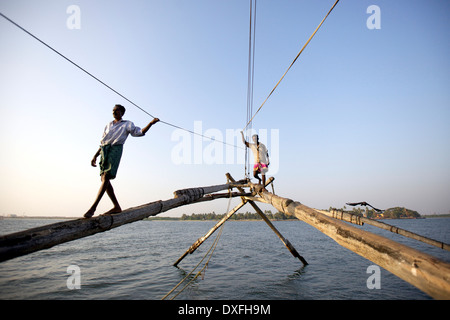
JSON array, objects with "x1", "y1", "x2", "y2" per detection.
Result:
[{"x1": 1, "y1": 0, "x2": 449, "y2": 217}]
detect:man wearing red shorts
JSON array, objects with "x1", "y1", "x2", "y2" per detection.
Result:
[{"x1": 241, "y1": 132, "x2": 270, "y2": 188}]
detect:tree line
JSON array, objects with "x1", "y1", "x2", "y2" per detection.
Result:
[{"x1": 180, "y1": 210, "x2": 297, "y2": 221}]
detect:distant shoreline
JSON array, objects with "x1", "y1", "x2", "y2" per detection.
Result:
[
  {"x1": 146, "y1": 215, "x2": 450, "y2": 221},
  {"x1": 2, "y1": 214, "x2": 449, "y2": 220}
]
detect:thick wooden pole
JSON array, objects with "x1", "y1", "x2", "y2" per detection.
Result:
[
  {"x1": 0, "y1": 180, "x2": 246, "y2": 263},
  {"x1": 226, "y1": 173, "x2": 308, "y2": 265},
  {"x1": 318, "y1": 209, "x2": 450, "y2": 251},
  {"x1": 250, "y1": 201, "x2": 308, "y2": 266},
  {"x1": 252, "y1": 191, "x2": 450, "y2": 300},
  {"x1": 317, "y1": 208, "x2": 364, "y2": 226},
  {"x1": 173, "y1": 180, "x2": 248, "y2": 200}
]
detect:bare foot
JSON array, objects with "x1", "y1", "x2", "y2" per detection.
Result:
[
  {"x1": 84, "y1": 208, "x2": 96, "y2": 218},
  {"x1": 103, "y1": 206, "x2": 122, "y2": 215}
]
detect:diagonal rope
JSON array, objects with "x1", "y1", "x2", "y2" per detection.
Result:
[
  {"x1": 0, "y1": 12, "x2": 243, "y2": 150},
  {"x1": 162, "y1": 223, "x2": 225, "y2": 300},
  {"x1": 243, "y1": 0, "x2": 340, "y2": 130},
  {"x1": 161, "y1": 194, "x2": 233, "y2": 300}
]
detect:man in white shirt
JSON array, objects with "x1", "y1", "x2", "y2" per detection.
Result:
[
  {"x1": 84, "y1": 104, "x2": 159, "y2": 218},
  {"x1": 241, "y1": 132, "x2": 270, "y2": 188}
]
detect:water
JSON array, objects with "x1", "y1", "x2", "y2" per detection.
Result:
[{"x1": 0, "y1": 217, "x2": 449, "y2": 300}]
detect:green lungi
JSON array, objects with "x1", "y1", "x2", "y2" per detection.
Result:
[{"x1": 99, "y1": 144, "x2": 123, "y2": 179}]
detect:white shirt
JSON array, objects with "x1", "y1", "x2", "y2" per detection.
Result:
[
  {"x1": 249, "y1": 142, "x2": 269, "y2": 164},
  {"x1": 100, "y1": 120, "x2": 144, "y2": 146}
]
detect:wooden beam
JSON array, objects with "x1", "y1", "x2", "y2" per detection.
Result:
[
  {"x1": 252, "y1": 191, "x2": 450, "y2": 300},
  {"x1": 194, "y1": 192, "x2": 252, "y2": 203},
  {"x1": 317, "y1": 208, "x2": 364, "y2": 226},
  {"x1": 0, "y1": 179, "x2": 246, "y2": 263},
  {"x1": 173, "y1": 180, "x2": 248, "y2": 199},
  {"x1": 318, "y1": 209, "x2": 450, "y2": 251}
]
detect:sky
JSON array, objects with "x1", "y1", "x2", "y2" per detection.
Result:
[{"x1": 0, "y1": 0, "x2": 449, "y2": 218}]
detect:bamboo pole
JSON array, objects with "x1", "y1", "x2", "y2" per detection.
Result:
[
  {"x1": 226, "y1": 173, "x2": 308, "y2": 265},
  {"x1": 0, "y1": 179, "x2": 246, "y2": 263},
  {"x1": 194, "y1": 192, "x2": 252, "y2": 203},
  {"x1": 318, "y1": 208, "x2": 364, "y2": 226},
  {"x1": 173, "y1": 180, "x2": 248, "y2": 199},
  {"x1": 318, "y1": 209, "x2": 450, "y2": 251},
  {"x1": 251, "y1": 191, "x2": 450, "y2": 300}
]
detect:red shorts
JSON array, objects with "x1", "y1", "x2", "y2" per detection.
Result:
[{"x1": 253, "y1": 162, "x2": 268, "y2": 174}]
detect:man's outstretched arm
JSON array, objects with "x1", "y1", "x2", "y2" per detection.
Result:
[{"x1": 142, "y1": 118, "x2": 160, "y2": 135}]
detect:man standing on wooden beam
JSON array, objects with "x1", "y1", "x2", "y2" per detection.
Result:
[
  {"x1": 84, "y1": 104, "x2": 159, "y2": 218},
  {"x1": 241, "y1": 131, "x2": 270, "y2": 189}
]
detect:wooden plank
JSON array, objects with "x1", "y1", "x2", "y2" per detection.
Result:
[
  {"x1": 0, "y1": 180, "x2": 246, "y2": 263},
  {"x1": 252, "y1": 191, "x2": 450, "y2": 300},
  {"x1": 318, "y1": 209, "x2": 450, "y2": 251}
]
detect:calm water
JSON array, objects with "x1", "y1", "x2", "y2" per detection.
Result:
[{"x1": 0, "y1": 217, "x2": 449, "y2": 300}]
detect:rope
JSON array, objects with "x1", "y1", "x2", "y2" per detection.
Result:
[
  {"x1": 243, "y1": 0, "x2": 340, "y2": 130},
  {"x1": 0, "y1": 12, "x2": 243, "y2": 150},
  {"x1": 244, "y1": 0, "x2": 257, "y2": 178},
  {"x1": 162, "y1": 223, "x2": 225, "y2": 300},
  {"x1": 161, "y1": 192, "x2": 233, "y2": 300}
]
